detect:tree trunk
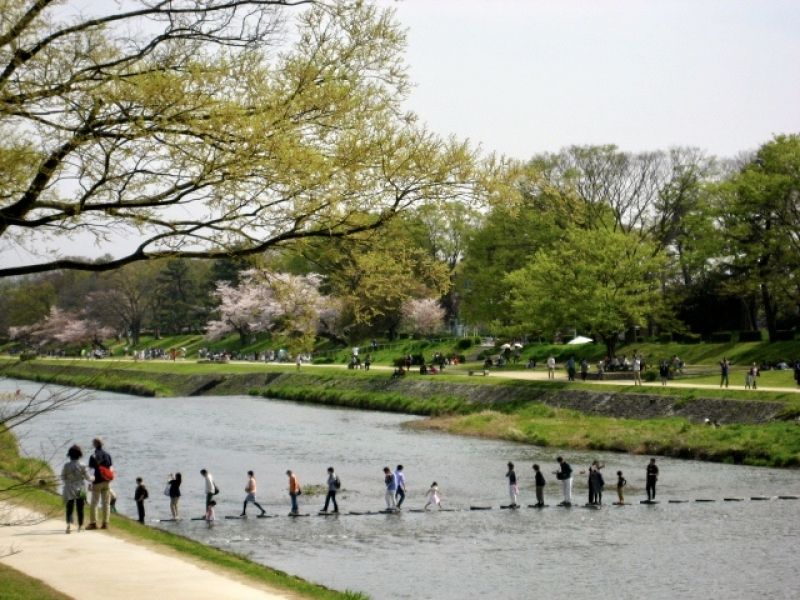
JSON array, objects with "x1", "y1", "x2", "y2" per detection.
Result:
[
  {"x1": 761, "y1": 283, "x2": 779, "y2": 342},
  {"x1": 600, "y1": 333, "x2": 618, "y2": 359}
]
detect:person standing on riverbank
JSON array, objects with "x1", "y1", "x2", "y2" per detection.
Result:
[
  {"x1": 241, "y1": 471, "x2": 266, "y2": 517},
  {"x1": 87, "y1": 437, "x2": 113, "y2": 530},
  {"x1": 287, "y1": 470, "x2": 301, "y2": 515},
  {"x1": 719, "y1": 357, "x2": 730, "y2": 388},
  {"x1": 532, "y1": 464, "x2": 546, "y2": 507},
  {"x1": 322, "y1": 467, "x2": 340, "y2": 513},
  {"x1": 547, "y1": 356, "x2": 556, "y2": 379},
  {"x1": 134, "y1": 477, "x2": 148, "y2": 524},
  {"x1": 395, "y1": 465, "x2": 407, "y2": 508},
  {"x1": 646, "y1": 458, "x2": 659, "y2": 501},
  {"x1": 383, "y1": 466, "x2": 397, "y2": 510},
  {"x1": 590, "y1": 464, "x2": 604, "y2": 505},
  {"x1": 168, "y1": 473, "x2": 182, "y2": 519},
  {"x1": 61, "y1": 444, "x2": 91, "y2": 533},
  {"x1": 201, "y1": 469, "x2": 216, "y2": 509},
  {"x1": 506, "y1": 462, "x2": 519, "y2": 507},
  {"x1": 555, "y1": 457, "x2": 573, "y2": 506}
]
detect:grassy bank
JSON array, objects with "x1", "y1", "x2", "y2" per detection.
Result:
[
  {"x1": 411, "y1": 405, "x2": 800, "y2": 467},
  {"x1": 0, "y1": 427, "x2": 367, "y2": 599},
  {"x1": 4, "y1": 358, "x2": 800, "y2": 467},
  {"x1": 0, "y1": 563, "x2": 72, "y2": 600}
]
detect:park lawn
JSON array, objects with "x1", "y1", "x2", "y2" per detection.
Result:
[
  {"x1": 679, "y1": 368, "x2": 797, "y2": 389},
  {"x1": 0, "y1": 563, "x2": 73, "y2": 600}
]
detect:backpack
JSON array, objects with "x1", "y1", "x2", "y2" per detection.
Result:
[
  {"x1": 334, "y1": 476, "x2": 341, "y2": 490},
  {"x1": 213, "y1": 484, "x2": 220, "y2": 495}
]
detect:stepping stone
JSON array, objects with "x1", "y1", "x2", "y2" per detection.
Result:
[
  {"x1": 750, "y1": 496, "x2": 771, "y2": 501},
  {"x1": 612, "y1": 502, "x2": 630, "y2": 506},
  {"x1": 723, "y1": 498, "x2": 744, "y2": 502},
  {"x1": 470, "y1": 506, "x2": 492, "y2": 511},
  {"x1": 667, "y1": 500, "x2": 688, "y2": 504},
  {"x1": 408, "y1": 509, "x2": 427, "y2": 513},
  {"x1": 527, "y1": 504, "x2": 549, "y2": 508},
  {"x1": 154, "y1": 518, "x2": 179, "y2": 522},
  {"x1": 500, "y1": 504, "x2": 521, "y2": 509},
  {"x1": 640, "y1": 500, "x2": 659, "y2": 504},
  {"x1": 190, "y1": 517, "x2": 206, "y2": 521},
  {"x1": 224, "y1": 515, "x2": 244, "y2": 520},
  {"x1": 555, "y1": 503, "x2": 573, "y2": 508},
  {"x1": 583, "y1": 503, "x2": 601, "y2": 509},
  {"x1": 695, "y1": 499, "x2": 715, "y2": 503},
  {"x1": 379, "y1": 509, "x2": 400, "y2": 514},
  {"x1": 256, "y1": 514, "x2": 276, "y2": 519},
  {"x1": 317, "y1": 512, "x2": 340, "y2": 516},
  {"x1": 288, "y1": 513, "x2": 310, "y2": 517},
  {"x1": 778, "y1": 495, "x2": 799, "y2": 500}
]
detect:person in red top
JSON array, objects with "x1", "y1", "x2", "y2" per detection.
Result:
[
  {"x1": 86, "y1": 437, "x2": 113, "y2": 530},
  {"x1": 287, "y1": 469, "x2": 301, "y2": 515}
]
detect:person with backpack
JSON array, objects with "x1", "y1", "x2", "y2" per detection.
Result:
[
  {"x1": 383, "y1": 466, "x2": 397, "y2": 510},
  {"x1": 200, "y1": 469, "x2": 217, "y2": 509},
  {"x1": 395, "y1": 464, "x2": 407, "y2": 508},
  {"x1": 86, "y1": 437, "x2": 113, "y2": 530},
  {"x1": 322, "y1": 466, "x2": 340, "y2": 513},
  {"x1": 61, "y1": 444, "x2": 92, "y2": 533}
]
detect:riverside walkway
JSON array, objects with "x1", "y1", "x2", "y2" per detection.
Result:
[{"x1": 0, "y1": 503, "x2": 298, "y2": 600}]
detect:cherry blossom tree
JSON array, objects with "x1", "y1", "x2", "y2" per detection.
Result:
[
  {"x1": 400, "y1": 298, "x2": 445, "y2": 337},
  {"x1": 9, "y1": 307, "x2": 114, "y2": 349},
  {"x1": 205, "y1": 269, "x2": 327, "y2": 349}
]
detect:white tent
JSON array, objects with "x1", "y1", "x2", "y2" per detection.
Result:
[{"x1": 567, "y1": 335, "x2": 593, "y2": 345}]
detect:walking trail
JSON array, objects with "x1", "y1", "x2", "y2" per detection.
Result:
[{"x1": 0, "y1": 503, "x2": 299, "y2": 600}]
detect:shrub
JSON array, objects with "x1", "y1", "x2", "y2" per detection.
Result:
[
  {"x1": 643, "y1": 371, "x2": 658, "y2": 382},
  {"x1": 774, "y1": 329, "x2": 796, "y2": 341},
  {"x1": 658, "y1": 333, "x2": 673, "y2": 343},
  {"x1": 456, "y1": 338, "x2": 474, "y2": 350},
  {"x1": 19, "y1": 351, "x2": 37, "y2": 362},
  {"x1": 673, "y1": 332, "x2": 702, "y2": 344},
  {"x1": 707, "y1": 331, "x2": 732, "y2": 343},
  {"x1": 737, "y1": 330, "x2": 763, "y2": 342}
]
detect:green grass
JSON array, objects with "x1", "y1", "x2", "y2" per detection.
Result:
[
  {"x1": 0, "y1": 563, "x2": 73, "y2": 600},
  {"x1": 0, "y1": 427, "x2": 368, "y2": 599},
  {"x1": 418, "y1": 405, "x2": 800, "y2": 467},
  {"x1": 680, "y1": 368, "x2": 797, "y2": 388}
]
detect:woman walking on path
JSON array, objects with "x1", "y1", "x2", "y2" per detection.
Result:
[
  {"x1": 86, "y1": 437, "x2": 113, "y2": 530},
  {"x1": 322, "y1": 467, "x2": 340, "y2": 513},
  {"x1": 383, "y1": 467, "x2": 397, "y2": 510},
  {"x1": 61, "y1": 444, "x2": 91, "y2": 533},
  {"x1": 167, "y1": 473, "x2": 182, "y2": 519}
]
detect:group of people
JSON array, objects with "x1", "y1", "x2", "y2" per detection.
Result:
[{"x1": 62, "y1": 438, "x2": 661, "y2": 531}]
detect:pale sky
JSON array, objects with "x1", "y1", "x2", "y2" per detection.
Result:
[{"x1": 381, "y1": 0, "x2": 800, "y2": 158}]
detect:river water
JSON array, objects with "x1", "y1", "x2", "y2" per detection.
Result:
[{"x1": 5, "y1": 379, "x2": 799, "y2": 600}]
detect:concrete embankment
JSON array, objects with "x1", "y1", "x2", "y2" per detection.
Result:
[{"x1": 1, "y1": 362, "x2": 788, "y2": 424}]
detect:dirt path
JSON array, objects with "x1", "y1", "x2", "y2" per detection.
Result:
[{"x1": 0, "y1": 504, "x2": 299, "y2": 600}]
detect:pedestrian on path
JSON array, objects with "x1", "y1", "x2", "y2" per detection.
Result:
[
  {"x1": 167, "y1": 473, "x2": 181, "y2": 519},
  {"x1": 506, "y1": 462, "x2": 519, "y2": 507},
  {"x1": 322, "y1": 467, "x2": 340, "y2": 513},
  {"x1": 201, "y1": 469, "x2": 216, "y2": 509},
  {"x1": 532, "y1": 464, "x2": 546, "y2": 507},
  {"x1": 646, "y1": 458, "x2": 659, "y2": 501},
  {"x1": 241, "y1": 471, "x2": 266, "y2": 517},
  {"x1": 395, "y1": 465, "x2": 407, "y2": 508},
  {"x1": 134, "y1": 477, "x2": 148, "y2": 524},
  {"x1": 554, "y1": 456, "x2": 573, "y2": 506},
  {"x1": 632, "y1": 356, "x2": 642, "y2": 386},
  {"x1": 383, "y1": 466, "x2": 397, "y2": 510},
  {"x1": 287, "y1": 469, "x2": 301, "y2": 515},
  {"x1": 87, "y1": 437, "x2": 113, "y2": 530},
  {"x1": 61, "y1": 444, "x2": 91, "y2": 534},
  {"x1": 547, "y1": 356, "x2": 556, "y2": 379},
  {"x1": 719, "y1": 357, "x2": 730, "y2": 388}
]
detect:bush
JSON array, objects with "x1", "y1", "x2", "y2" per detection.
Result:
[
  {"x1": 707, "y1": 331, "x2": 732, "y2": 343},
  {"x1": 312, "y1": 357, "x2": 335, "y2": 364},
  {"x1": 673, "y1": 332, "x2": 702, "y2": 344},
  {"x1": 658, "y1": 333, "x2": 673, "y2": 343},
  {"x1": 774, "y1": 329, "x2": 796, "y2": 341},
  {"x1": 737, "y1": 330, "x2": 763, "y2": 342},
  {"x1": 19, "y1": 351, "x2": 37, "y2": 362},
  {"x1": 643, "y1": 370, "x2": 658, "y2": 382},
  {"x1": 456, "y1": 338, "x2": 475, "y2": 350}
]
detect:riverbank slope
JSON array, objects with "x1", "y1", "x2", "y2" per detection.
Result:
[{"x1": 2, "y1": 359, "x2": 799, "y2": 466}]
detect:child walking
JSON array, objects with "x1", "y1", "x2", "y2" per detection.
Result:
[
  {"x1": 205, "y1": 499, "x2": 217, "y2": 528},
  {"x1": 424, "y1": 482, "x2": 442, "y2": 510},
  {"x1": 616, "y1": 470, "x2": 627, "y2": 504},
  {"x1": 134, "y1": 477, "x2": 148, "y2": 524}
]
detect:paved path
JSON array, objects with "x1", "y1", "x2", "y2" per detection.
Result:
[{"x1": 0, "y1": 504, "x2": 298, "y2": 600}]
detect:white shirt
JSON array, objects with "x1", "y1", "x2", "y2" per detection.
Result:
[{"x1": 204, "y1": 473, "x2": 215, "y2": 494}]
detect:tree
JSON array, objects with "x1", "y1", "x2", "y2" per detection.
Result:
[
  {"x1": 0, "y1": 0, "x2": 474, "y2": 277},
  {"x1": 206, "y1": 269, "x2": 325, "y2": 350},
  {"x1": 713, "y1": 135, "x2": 800, "y2": 340},
  {"x1": 9, "y1": 306, "x2": 114, "y2": 348},
  {"x1": 400, "y1": 298, "x2": 445, "y2": 337},
  {"x1": 151, "y1": 259, "x2": 209, "y2": 335},
  {"x1": 505, "y1": 227, "x2": 667, "y2": 357}
]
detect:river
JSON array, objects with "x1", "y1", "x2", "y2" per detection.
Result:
[{"x1": 5, "y1": 379, "x2": 799, "y2": 600}]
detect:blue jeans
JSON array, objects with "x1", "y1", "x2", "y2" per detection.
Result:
[
  {"x1": 395, "y1": 487, "x2": 405, "y2": 507},
  {"x1": 290, "y1": 492, "x2": 299, "y2": 513}
]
